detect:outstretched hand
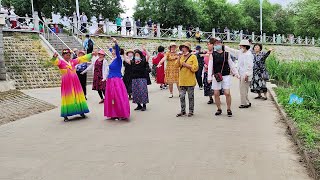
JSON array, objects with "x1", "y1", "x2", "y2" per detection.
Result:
[
  {"x1": 53, "y1": 52, "x2": 58, "y2": 58},
  {"x1": 111, "y1": 37, "x2": 117, "y2": 44}
]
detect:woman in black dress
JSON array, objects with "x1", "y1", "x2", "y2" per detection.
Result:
[
  {"x1": 250, "y1": 44, "x2": 272, "y2": 100},
  {"x1": 123, "y1": 49, "x2": 134, "y2": 100}
]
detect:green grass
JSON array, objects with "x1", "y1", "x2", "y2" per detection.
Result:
[{"x1": 267, "y1": 57, "x2": 320, "y2": 173}]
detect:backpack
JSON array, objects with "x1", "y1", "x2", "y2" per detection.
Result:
[{"x1": 87, "y1": 39, "x2": 94, "y2": 51}]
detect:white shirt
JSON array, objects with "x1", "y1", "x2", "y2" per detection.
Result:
[
  {"x1": 225, "y1": 46, "x2": 254, "y2": 80},
  {"x1": 81, "y1": 15, "x2": 88, "y2": 23},
  {"x1": 207, "y1": 52, "x2": 238, "y2": 81},
  {"x1": 81, "y1": 56, "x2": 109, "y2": 80}
]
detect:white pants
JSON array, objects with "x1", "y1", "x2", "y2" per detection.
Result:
[{"x1": 239, "y1": 79, "x2": 250, "y2": 105}]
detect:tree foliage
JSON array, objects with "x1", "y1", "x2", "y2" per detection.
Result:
[{"x1": 1, "y1": 0, "x2": 124, "y2": 20}]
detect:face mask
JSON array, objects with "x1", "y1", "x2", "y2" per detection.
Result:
[
  {"x1": 195, "y1": 50, "x2": 199, "y2": 53},
  {"x1": 135, "y1": 57, "x2": 141, "y2": 61},
  {"x1": 240, "y1": 48, "x2": 245, "y2": 53},
  {"x1": 214, "y1": 45, "x2": 222, "y2": 51}
]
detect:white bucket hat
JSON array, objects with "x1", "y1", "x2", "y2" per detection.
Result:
[{"x1": 239, "y1": 40, "x2": 250, "y2": 46}]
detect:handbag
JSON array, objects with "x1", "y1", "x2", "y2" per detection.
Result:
[{"x1": 212, "y1": 52, "x2": 226, "y2": 82}]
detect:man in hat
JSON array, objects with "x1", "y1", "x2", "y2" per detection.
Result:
[
  {"x1": 195, "y1": 45, "x2": 204, "y2": 90},
  {"x1": 225, "y1": 40, "x2": 254, "y2": 109},
  {"x1": 176, "y1": 42, "x2": 199, "y2": 117}
]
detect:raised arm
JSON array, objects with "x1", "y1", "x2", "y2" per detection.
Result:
[
  {"x1": 50, "y1": 53, "x2": 61, "y2": 66},
  {"x1": 157, "y1": 53, "x2": 167, "y2": 67},
  {"x1": 76, "y1": 53, "x2": 93, "y2": 64},
  {"x1": 261, "y1": 50, "x2": 272, "y2": 62},
  {"x1": 123, "y1": 54, "x2": 132, "y2": 64},
  {"x1": 225, "y1": 46, "x2": 240, "y2": 59}
]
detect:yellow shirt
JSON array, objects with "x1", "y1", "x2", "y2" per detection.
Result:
[{"x1": 176, "y1": 54, "x2": 199, "y2": 86}]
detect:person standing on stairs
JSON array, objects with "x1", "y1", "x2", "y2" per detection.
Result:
[
  {"x1": 81, "y1": 50, "x2": 109, "y2": 104},
  {"x1": 104, "y1": 38, "x2": 130, "y2": 120},
  {"x1": 83, "y1": 34, "x2": 94, "y2": 54},
  {"x1": 50, "y1": 49, "x2": 97, "y2": 122},
  {"x1": 75, "y1": 50, "x2": 88, "y2": 99}
]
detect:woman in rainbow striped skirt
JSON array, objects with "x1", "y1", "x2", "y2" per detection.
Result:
[{"x1": 51, "y1": 49, "x2": 96, "y2": 122}]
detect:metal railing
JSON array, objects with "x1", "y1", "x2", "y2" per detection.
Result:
[
  {"x1": 68, "y1": 21, "x2": 113, "y2": 59},
  {"x1": 40, "y1": 20, "x2": 71, "y2": 56},
  {"x1": 2, "y1": 16, "x2": 36, "y2": 31},
  {"x1": 2, "y1": 15, "x2": 319, "y2": 46}
]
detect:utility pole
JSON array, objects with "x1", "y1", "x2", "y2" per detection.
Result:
[
  {"x1": 260, "y1": 0, "x2": 263, "y2": 40},
  {"x1": 31, "y1": 0, "x2": 34, "y2": 15}
]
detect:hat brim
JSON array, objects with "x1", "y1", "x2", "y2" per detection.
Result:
[
  {"x1": 126, "y1": 50, "x2": 134, "y2": 55},
  {"x1": 179, "y1": 45, "x2": 190, "y2": 51}
]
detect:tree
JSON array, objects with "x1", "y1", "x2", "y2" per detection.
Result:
[
  {"x1": 292, "y1": 0, "x2": 320, "y2": 37},
  {"x1": 133, "y1": 0, "x2": 202, "y2": 28}
]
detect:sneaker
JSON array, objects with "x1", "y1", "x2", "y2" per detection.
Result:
[
  {"x1": 169, "y1": 94, "x2": 173, "y2": 98},
  {"x1": 80, "y1": 114, "x2": 86, "y2": 118},
  {"x1": 176, "y1": 112, "x2": 186, "y2": 117},
  {"x1": 199, "y1": 87, "x2": 203, "y2": 90},
  {"x1": 207, "y1": 99, "x2": 214, "y2": 104},
  {"x1": 99, "y1": 99, "x2": 104, "y2": 104}
]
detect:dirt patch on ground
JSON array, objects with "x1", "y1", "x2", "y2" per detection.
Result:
[{"x1": 0, "y1": 90, "x2": 56, "y2": 126}]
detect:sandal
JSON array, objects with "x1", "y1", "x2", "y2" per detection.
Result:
[
  {"x1": 80, "y1": 114, "x2": 86, "y2": 118},
  {"x1": 227, "y1": 109, "x2": 233, "y2": 117},
  {"x1": 262, "y1": 97, "x2": 268, "y2": 100},
  {"x1": 99, "y1": 99, "x2": 104, "y2": 104},
  {"x1": 176, "y1": 112, "x2": 186, "y2": 117},
  {"x1": 215, "y1": 109, "x2": 222, "y2": 116},
  {"x1": 188, "y1": 113, "x2": 194, "y2": 117}
]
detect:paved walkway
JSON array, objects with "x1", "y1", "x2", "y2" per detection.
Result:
[{"x1": 0, "y1": 78, "x2": 311, "y2": 180}]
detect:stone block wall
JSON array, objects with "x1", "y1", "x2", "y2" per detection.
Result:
[
  {"x1": 3, "y1": 32, "x2": 61, "y2": 89},
  {"x1": 93, "y1": 37, "x2": 320, "y2": 61}
]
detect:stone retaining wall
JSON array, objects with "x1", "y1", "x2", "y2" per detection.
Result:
[
  {"x1": 3, "y1": 32, "x2": 60, "y2": 89},
  {"x1": 92, "y1": 37, "x2": 320, "y2": 61}
]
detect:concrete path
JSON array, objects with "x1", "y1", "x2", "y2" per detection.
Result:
[{"x1": 0, "y1": 78, "x2": 311, "y2": 180}]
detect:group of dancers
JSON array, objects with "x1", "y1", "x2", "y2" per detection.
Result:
[{"x1": 51, "y1": 37, "x2": 272, "y2": 121}]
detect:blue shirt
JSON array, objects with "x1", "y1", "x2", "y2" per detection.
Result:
[
  {"x1": 108, "y1": 44, "x2": 123, "y2": 78},
  {"x1": 83, "y1": 38, "x2": 94, "y2": 50}
]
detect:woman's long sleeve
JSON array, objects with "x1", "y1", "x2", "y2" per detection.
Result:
[
  {"x1": 207, "y1": 55, "x2": 213, "y2": 81},
  {"x1": 225, "y1": 46, "x2": 240, "y2": 59}
]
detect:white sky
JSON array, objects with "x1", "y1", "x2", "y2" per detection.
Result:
[{"x1": 121, "y1": 0, "x2": 295, "y2": 18}]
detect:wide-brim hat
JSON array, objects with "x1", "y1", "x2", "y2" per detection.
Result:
[
  {"x1": 168, "y1": 42, "x2": 177, "y2": 49},
  {"x1": 78, "y1": 50, "x2": 86, "y2": 55},
  {"x1": 98, "y1": 49, "x2": 106, "y2": 56},
  {"x1": 179, "y1": 42, "x2": 192, "y2": 51},
  {"x1": 62, "y1": 49, "x2": 71, "y2": 55},
  {"x1": 239, "y1": 40, "x2": 250, "y2": 46},
  {"x1": 126, "y1": 49, "x2": 134, "y2": 55}
]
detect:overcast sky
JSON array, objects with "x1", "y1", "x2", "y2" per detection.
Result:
[{"x1": 121, "y1": 0, "x2": 295, "y2": 18}]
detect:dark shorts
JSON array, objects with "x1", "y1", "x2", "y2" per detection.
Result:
[
  {"x1": 126, "y1": 27, "x2": 131, "y2": 32},
  {"x1": 117, "y1": 26, "x2": 121, "y2": 32}
]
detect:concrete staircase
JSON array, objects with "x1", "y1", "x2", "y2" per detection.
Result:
[{"x1": 49, "y1": 33, "x2": 93, "y2": 84}]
